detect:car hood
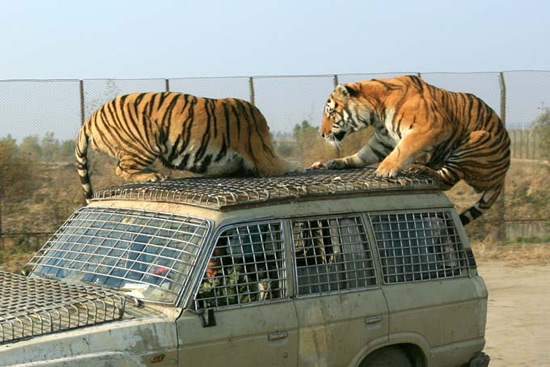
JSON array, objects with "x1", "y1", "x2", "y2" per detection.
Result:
[{"x1": 0, "y1": 271, "x2": 126, "y2": 345}]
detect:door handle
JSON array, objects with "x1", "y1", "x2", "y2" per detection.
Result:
[
  {"x1": 365, "y1": 315, "x2": 382, "y2": 324},
  {"x1": 268, "y1": 331, "x2": 288, "y2": 341}
]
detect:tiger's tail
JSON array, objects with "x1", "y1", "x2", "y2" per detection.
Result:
[
  {"x1": 75, "y1": 122, "x2": 93, "y2": 203},
  {"x1": 459, "y1": 184, "x2": 504, "y2": 226}
]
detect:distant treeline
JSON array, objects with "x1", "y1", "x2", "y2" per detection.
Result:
[{"x1": 1, "y1": 133, "x2": 75, "y2": 164}]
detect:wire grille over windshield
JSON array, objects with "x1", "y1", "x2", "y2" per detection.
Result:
[{"x1": 27, "y1": 207, "x2": 210, "y2": 305}]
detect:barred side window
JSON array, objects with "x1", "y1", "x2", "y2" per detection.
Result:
[
  {"x1": 292, "y1": 215, "x2": 376, "y2": 296},
  {"x1": 370, "y1": 211, "x2": 470, "y2": 284},
  {"x1": 194, "y1": 222, "x2": 286, "y2": 310}
]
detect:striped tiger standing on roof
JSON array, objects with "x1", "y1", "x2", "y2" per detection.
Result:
[
  {"x1": 76, "y1": 92, "x2": 293, "y2": 202},
  {"x1": 313, "y1": 75, "x2": 511, "y2": 225}
]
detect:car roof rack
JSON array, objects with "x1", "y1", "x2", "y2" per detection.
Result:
[{"x1": 92, "y1": 167, "x2": 441, "y2": 211}]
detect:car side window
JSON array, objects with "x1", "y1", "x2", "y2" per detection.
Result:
[
  {"x1": 194, "y1": 222, "x2": 286, "y2": 310},
  {"x1": 291, "y1": 215, "x2": 376, "y2": 295},
  {"x1": 370, "y1": 211, "x2": 470, "y2": 284}
]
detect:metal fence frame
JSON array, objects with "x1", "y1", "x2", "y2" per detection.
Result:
[
  {"x1": 72, "y1": 71, "x2": 512, "y2": 125},
  {"x1": 1, "y1": 70, "x2": 549, "y2": 243}
]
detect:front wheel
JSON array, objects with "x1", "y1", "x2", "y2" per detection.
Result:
[{"x1": 359, "y1": 346, "x2": 413, "y2": 367}]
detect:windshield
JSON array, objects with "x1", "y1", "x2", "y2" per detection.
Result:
[{"x1": 28, "y1": 206, "x2": 210, "y2": 304}]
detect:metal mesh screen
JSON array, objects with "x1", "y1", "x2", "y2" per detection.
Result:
[
  {"x1": 505, "y1": 71, "x2": 550, "y2": 128},
  {"x1": 83, "y1": 78, "x2": 167, "y2": 119},
  {"x1": 93, "y1": 167, "x2": 440, "y2": 209},
  {"x1": 337, "y1": 72, "x2": 415, "y2": 85},
  {"x1": 194, "y1": 222, "x2": 286, "y2": 310},
  {"x1": 0, "y1": 79, "x2": 81, "y2": 141},
  {"x1": 1, "y1": 71, "x2": 549, "y2": 247},
  {"x1": 0, "y1": 271, "x2": 125, "y2": 344},
  {"x1": 421, "y1": 72, "x2": 502, "y2": 116},
  {"x1": 0, "y1": 71, "x2": 546, "y2": 141},
  {"x1": 370, "y1": 211, "x2": 471, "y2": 284},
  {"x1": 28, "y1": 207, "x2": 210, "y2": 304},
  {"x1": 292, "y1": 215, "x2": 376, "y2": 295},
  {"x1": 168, "y1": 77, "x2": 249, "y2": 100},
  {"x1": 253, "y1": 75, "x2": 334, "y2": 133}
]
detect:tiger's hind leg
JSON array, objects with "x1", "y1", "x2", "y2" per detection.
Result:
[
  {"x1": 116, "y1": 155, "x2": 166, "y2": 182},
  {"x1": 404, "y1": 130, "x2": 499, "y2": 188},
  {"x1": 403, "y1": 164, "x2": 464, "y2": 190}
]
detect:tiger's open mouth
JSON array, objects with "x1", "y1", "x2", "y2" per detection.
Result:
[
  {"x1": 333, "y1": 131, "x2": 346, "y2": 141},
  {"x1": 325, "y1": 131, "x2": 345, "y2": 148}
]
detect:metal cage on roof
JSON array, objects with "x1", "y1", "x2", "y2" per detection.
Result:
[{"x1": 92, "y1": 168, "x2": 441, "y2": 210}]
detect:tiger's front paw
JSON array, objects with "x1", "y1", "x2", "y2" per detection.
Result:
[
  {"x1": 403, "y1": 164, "x2": 434, "y2": 177},
  {"x1": 375, "y1": 159, "x2": 400, "y2": 178},
  {"x1": 311, "y1": 161, "x2": 325, "y2": 169},
  {"x1": 311, "y1": 159, "x2": 350, "y2": 170},
  {"x1": 134, "y1": 172, "x2": 167, "y2": 182},
  {"x1": 325, "y1": 159, "x2": 348, "y2": 170},
  {"x1": 144, "y1": 172, "x2": 167, "y2": 182}
]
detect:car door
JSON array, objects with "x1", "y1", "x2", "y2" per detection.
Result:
[
  {"x1": 177, "y1": 221, "x2": 298, "y2": 367},
  {"x1": 290, "y1": 214, "x2": 389, "y2": 367},
  {"x1": 369, "y1": 210, "x2": 486, "y2": 365}
]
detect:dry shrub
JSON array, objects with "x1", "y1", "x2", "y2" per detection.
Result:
[
  {"x1": 444, "y1": 160, "x2": 550, "y2": 242},
  {"x1": 295, "y1": 127, "x2": 375, "y2": 168},
  {"x1": 503, "y1": 161, "x2": 550, "y2": 220},
  {"x1": 338, "y1": 128, "x2": 375, "y2": 158},
  {"x1": 0, "y1": 237, "x2": 41, "y2": 273}
]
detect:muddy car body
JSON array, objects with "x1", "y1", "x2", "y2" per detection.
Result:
[{"x1": 0, "y1": 168, "x2": 489, "y2": 367}]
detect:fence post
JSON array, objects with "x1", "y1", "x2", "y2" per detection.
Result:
[
  {"x1": 497, "y1": 72, "x2": 507, "y2": 241},
  {"x1": 499, "y1": 72, "x2": 506, "y2": 126},
  {"x1": 333, "y1": 75, "x2": 339, "y2": 88},
  {"x1": 249, "y1": 77, "x2": 255, "y2": 105},
  {"x1": 79, "y1": 80, "x2": 85, "y2": 125},
  {"x1": 165, "y1": 79, "x2": 170, "y2": 92},
  {"x1": 0, "y1": 186, "x2": 3, "y2": 242}
]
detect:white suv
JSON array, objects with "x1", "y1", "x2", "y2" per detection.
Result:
[{"x1": 0, "y1": 168, "x2": 489, "y2": 367}]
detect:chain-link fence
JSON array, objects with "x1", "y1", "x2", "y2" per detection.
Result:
[
  {"x1": 2, "y1": 71, "x2": 549, "y2": 152},
  {"x1": 1, "y1": 71, "x2": 549, "y2": 252}
]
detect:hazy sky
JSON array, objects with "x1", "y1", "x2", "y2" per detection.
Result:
[
  {"x1": 0, "y1": 0, "x2": 548, "y2": 79},
  {"x1": 0, "y1": 0, "x2": 548, "y2": 141}
]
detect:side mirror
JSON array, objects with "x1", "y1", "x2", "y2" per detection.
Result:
[{"x1": 197, "y1": 308, "x2": 216, "y2": 327}]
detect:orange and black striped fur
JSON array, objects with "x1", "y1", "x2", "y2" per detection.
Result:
[
  {"x1": 76, "y1": 92, "x2": 292, "y2": 202},
  {"x1": 318, "y1": 75, "x2": 510, "y2": 225}
]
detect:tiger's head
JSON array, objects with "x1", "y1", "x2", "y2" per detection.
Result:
[{"x1": 321, "y1": 83, "x2": 374, "y2": 146}]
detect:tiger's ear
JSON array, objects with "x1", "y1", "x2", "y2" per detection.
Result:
[{"x1": 334, "y1": 84, "x2": 356, "y2": 100}]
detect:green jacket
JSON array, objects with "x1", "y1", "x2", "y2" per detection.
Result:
[{"x1": 197, "y1": 265, "x2": 255, "y2": 308}]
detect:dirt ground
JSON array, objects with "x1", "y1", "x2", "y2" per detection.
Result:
[{"x1": 478, "y1": 261, "x2": 550, "y2": 367}]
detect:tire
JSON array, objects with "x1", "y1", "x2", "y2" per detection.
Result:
[
  {"x1": 469, "y1": 352, "x2": 490, "y2": 367},
  {"x1": 359, "y1": 346, "x2": 413, "y2": 367}
]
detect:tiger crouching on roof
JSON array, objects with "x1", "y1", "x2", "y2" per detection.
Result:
[
  {"x1": 314, "y1": 75, "x2": 510, "y2": 225},
  {"x1": 76, "y1": 92, "x2": 293, "y2": 202}
]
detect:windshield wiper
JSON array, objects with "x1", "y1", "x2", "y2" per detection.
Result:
[{"x1": 32, "y1": 272, "x2": 60, "y2": 281}]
